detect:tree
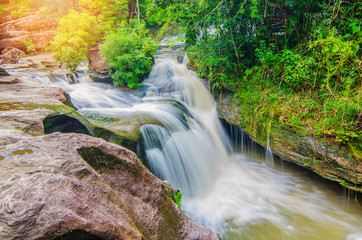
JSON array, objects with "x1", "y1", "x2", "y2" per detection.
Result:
[{"x1": 49, "y1": 10, "x2": 98, "y2": 70}]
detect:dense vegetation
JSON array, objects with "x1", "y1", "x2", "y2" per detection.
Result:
[
  {"x1": 100, "y1": 21, "x2": 158, "y2": 89},
  {"x1": 2, "y1": 0, "x2": 361, "y2": 162},
  {"x1": 146, "y1": 0, "x2": 361, "y2": 162}
]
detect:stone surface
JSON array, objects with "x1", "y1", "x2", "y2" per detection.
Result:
[
  {"x1": 0, "y1": 13, "x2": 58, "y2": 51},
  {"x1": 217, "y1": 91, "x2": 362, "y2": 192},
  {"x1": 88, "y1": 45, "x2": 111, "y2": 74},
  {"x1": 0, "y1": 35, "x2": 28, "y2": 51},
  {"x1": 0, "y1": 30, "x2": 30, "y2": 39},
  {"x1": 0, "y1": 47, "x2": 25, "y2": 64},
  {"x1": 0, "y1": 132, "x2": 220, "y2": 240},
  {"x1": 30, "y1": 30, "x2": 56, "y2": 50}
]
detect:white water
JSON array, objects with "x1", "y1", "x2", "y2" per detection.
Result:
[{"x1": 5, "y1": 57, "x2": 362, "y2": 239}]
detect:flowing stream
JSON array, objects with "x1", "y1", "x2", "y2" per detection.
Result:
[{"x1": 5, "y1": 54, "x2": 362, "y2": 240}]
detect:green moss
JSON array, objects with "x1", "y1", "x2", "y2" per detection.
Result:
[{"x1": 12, "y1": 149, "x2": 33, "y2": 155}]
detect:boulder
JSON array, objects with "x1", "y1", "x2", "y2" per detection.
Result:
[
  {"x1": 30, "y1": 30, "x2": 56, "y2": 50},
  {"x1": 0, "y1": 35, "x2": 28, "y2": 51},
  {"x1": 0, "y1": 76, "x2": 88, "y2": 135},
  {"x1": 0, "y1": 13, "x2": 58, "y2": 51},
  {"x1": 0, "y1": 30, "x2": 30, "y2": 39},
  {"x1": 0, "y1": 47, "x2": 25, "y2": 63},
  {"x1": 0, "y1": 132, "x2": 220, "y2": 240},
  {"x1": 4, "y1": 13, "x2": 58, "y2": 32},
  {"x1": 88, "y1": 45, "x2": 111, "y2": 74}
]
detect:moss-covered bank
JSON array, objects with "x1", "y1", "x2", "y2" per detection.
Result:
[{"x1": 217, "y1": 91, "x2": 362, "y2": 193}]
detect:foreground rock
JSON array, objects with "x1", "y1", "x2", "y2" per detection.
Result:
[
  {"x1": 217, "y1": 92, "x2": 362, "y2": 192},
  {"x1": 0, "y1": 132, "x2": 219, "y2": 239},
  {"x1": 0, "y1": 75, "x2": 84, "y2": 135}
]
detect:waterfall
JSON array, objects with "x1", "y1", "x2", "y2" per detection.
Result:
[
  {"x1": 266, "y1": 133, "x2": 274, "y2": 164},
  {"x1": 139, "y1": 60, "x2": 231, "y2": 197},
  {"x1": 5, "y1": 53, "x2": 362, "y2": 240}
]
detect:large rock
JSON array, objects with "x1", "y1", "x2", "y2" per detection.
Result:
[
  {"x1": 0, "y1": 47, "x2": 25, "y2": 64},
  {"x1": 29, "y1": 30, "x2": 56, "y2": 50},
  {"x1": 88, "y1": 45, "x2": 111, "y2": 74},
  {"x1": 0, "y1": 75, "x2": 92, "y2": 135},
  {"x1": 0, "y1": 30, "x2": 30, "y2": 39},
  {"x1": 88, "y1": 45, "x2": 113, "y2": 83},
  {"x1": 0, "y1": 132, "x2": 219, "y2": 239},
  {"x1": 2, "y1": 13, "x2": 58, "y2": 32},
  {"x1": 0, "y1": 13, "x2": 58, "y2": 51},
  {"x1": 0, "y1": 35, "x2": 29, "y2": 51},
  {"x1": 217, "y1": 91, "x2": 362, "y2": 192}
]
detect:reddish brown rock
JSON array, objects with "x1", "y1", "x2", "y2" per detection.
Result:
[
  {"x1": 0, "y1": 13, "x2": 58, "y2": 51},
  {"x1": 0, "y1": 47, "x2": 25, "y2": 63},
  {"x1": 3, "y1": 13, "x2": 58, "y2": 32},
  {"x1": 0, "y1": 35, "x2": 28, "y2": 51},
  {"x1": 88, "y1": 45, "x2": 111, "y2": 74},
  {"x1": 0, "y1": 30, "x2": 30, "y2": 39},
  {"x1": 29, "y1": 30, "x2": 56, "y2": 50},
  {"x1": 0, "y1": 132, "x2": 220, "y2": 240}
]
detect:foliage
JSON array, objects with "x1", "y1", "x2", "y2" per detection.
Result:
[
  {"x1": 99, "y1": 21, "x2": 158, "y2": 89},
  {"x1": 23, "y1": 38, "x2": 36, "y2": 54},
  {"x1": 152, "y1": 0, "x2": 361, "y2": 159},
  {"x1": 78, "y1": 0, "x2": 128, "y2": 34},
  {"x1": 49, "y1": 10, "x2": 98, "y2": 71},
  {"x1": 173, "y1": 191, "x2": 183, "y2": 209}
]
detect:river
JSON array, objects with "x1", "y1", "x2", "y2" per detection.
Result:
[{"x1": 4, "y1": 53, "x2": 362, "y2": 240}]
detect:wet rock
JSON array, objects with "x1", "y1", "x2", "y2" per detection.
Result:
[
  {"x1": 89, "y1": 73, "x2": 113, "y2": 83},
  {"x1": 21, "y1": 52, "x2": 57, "y2": 69},
  {"x1": 0, "y1": 76, "x2": 90, "y2": 135},
  {"x1": 40, "y1": 60, "x2": 60, "y2": 68},
  {"x1": 217, "y1": 91, "x2": 362, "y2": 192},
  {"x1": 0, "y1": 132, "x2": 220, "y2": 240}
]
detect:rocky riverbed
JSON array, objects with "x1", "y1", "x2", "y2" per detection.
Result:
[{"x1": 0, "y1": 66, "x2": 220, "y2": 239}]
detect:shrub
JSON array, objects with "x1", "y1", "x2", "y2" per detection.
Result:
[
  {"x1": 23, "y1": 38, "x2": 36, "y2": 54},
  {"x1": 100, "y1": 21, "x2": 158, "y2": 89}
]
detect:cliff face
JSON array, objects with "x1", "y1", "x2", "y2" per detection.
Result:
[
  {"x1": 0, "y1": 74, "x2": 220, "y2": 240},
  {"x1": 217, "y1": 92, "x2": 362, "y2": 193}
]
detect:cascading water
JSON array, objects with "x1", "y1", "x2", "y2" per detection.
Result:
[{"x1": 5, "y1": 53, "x2": 362, "y2": 240}]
